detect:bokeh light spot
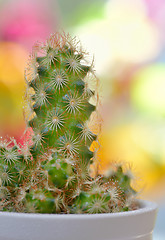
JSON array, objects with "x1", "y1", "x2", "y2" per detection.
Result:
[{"x1": 131, "y1": 64, "x2": 165, "y2": 116}]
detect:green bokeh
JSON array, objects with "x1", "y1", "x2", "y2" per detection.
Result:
[{"x1": 57, "y1": 0, "x2": 106, "y2": 27}]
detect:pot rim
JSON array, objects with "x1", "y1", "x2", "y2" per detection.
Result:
[{"x1": 0, "y1": 199, "x2": 158, "y2": 219}]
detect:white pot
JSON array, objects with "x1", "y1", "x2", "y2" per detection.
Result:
[{"x1": 0, "y1": 200, "x2": 157, "y2": 240}]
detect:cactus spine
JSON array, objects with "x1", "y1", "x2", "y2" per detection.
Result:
[{"x1": 0, "y1": 32, "x2": 137, "y2": 213}]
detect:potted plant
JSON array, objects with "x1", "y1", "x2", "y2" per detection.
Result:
[{"x1": 0, "y1": 32, "x2": 157, "y2": 240}]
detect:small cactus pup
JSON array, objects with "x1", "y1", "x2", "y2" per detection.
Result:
[
  {"x1": 0, "y1": 32, "x2": 138, "y2": 214},
  {"x1": 0, "y1": 137, "x2": 32, "y2": 212}
]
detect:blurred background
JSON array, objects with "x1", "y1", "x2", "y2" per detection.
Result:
[{"x1": 0, "y1": 0, "x2": 165, "y2": 238}]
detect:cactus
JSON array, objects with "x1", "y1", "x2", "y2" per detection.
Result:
[{"x1": 0, "y1": 32, "x2": 138, "y2": 214}]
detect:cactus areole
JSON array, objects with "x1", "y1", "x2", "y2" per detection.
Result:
[{"x1": 0, "y1": 32, "x2": 138, "y2": 214}]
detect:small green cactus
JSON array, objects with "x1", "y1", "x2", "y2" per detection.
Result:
[{"x1": 0, "y1": 32, "x2": 138, "y2": 213}]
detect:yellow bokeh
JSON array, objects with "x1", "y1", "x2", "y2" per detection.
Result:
[
  {"x1": 131, "y1": 64, "x2": 165, "y2": 116},
  {"x1": 0, "y1": 42, "x2": 28, "y2": 136},
  {"x1": 92, "y1": 123, "x2": 165, "y2": 198},
  {"x1": 0, "y1": 42, "x2": 28, "y2": 85}
]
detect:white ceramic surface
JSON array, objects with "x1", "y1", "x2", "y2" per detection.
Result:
[{"x1": 0, "y1": 200, "x2": 157, "y2": 240}]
